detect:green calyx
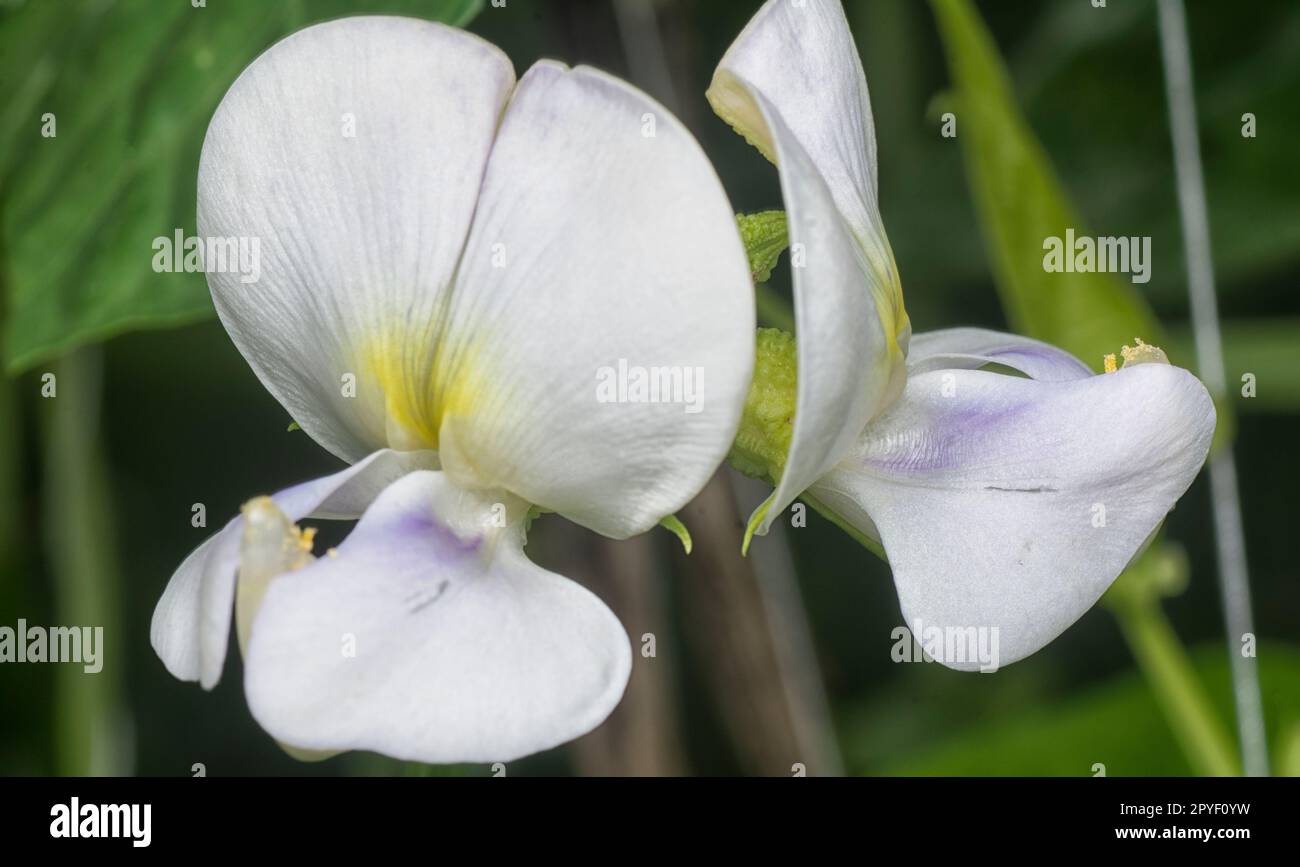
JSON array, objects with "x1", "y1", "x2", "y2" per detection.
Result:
[
  {"x1": 728, "y1": 327, "x2": 797, "y2": 485},
  {"x1": 727, "y1": 328, "x2": 889, "y2": 563},
  {"x1": 736, "y1": 211, "x2": 789, "y2": 283}
]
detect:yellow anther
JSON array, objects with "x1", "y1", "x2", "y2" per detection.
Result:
[
  {"x1": 1103, "y1": 353, "x2": 1117, "y2": 374},
  {"x1": 279, "y1": 523, "x2": 317, "y2": 554},
  {"x1": 1119, "y1": 336, "x2": 1169, "y2": 368}
]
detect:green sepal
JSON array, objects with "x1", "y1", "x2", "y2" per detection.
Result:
[
  {"x1": 658, "y1": 515, "x2": 693, "y2": 555},
  {"x1": 736, "y1": 211, "x2": 789, "y2": 283},
  {"x1": 741, "y1": 494, "x2": 774, "y2": 557},
  {"x1": 523, "y1": 505, "x2": 549, "y2": 536},
  {"x1": 728, "y1": 327, "x2": 797, "y2": 486}
]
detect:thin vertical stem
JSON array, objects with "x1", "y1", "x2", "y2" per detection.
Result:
[
  {"x1": 731, "y1": 471, "x2": 844, "y2": 776},
  {"x1": 1156, "y1": 0, "x2": 1268, "y2": 776},
  {"x1": 612, "y1": 0, "x2": 680, "y2": 109},
  {"x1": 613, "y1": 0, "x2": 843, "y2": 775},
  {"x1": 676, "y1": 472, "x2": 811, "y2": 773},
  {"x1": 0, "y1": 369, "x2": 17, "y2": 563},
  {"x1": 44, "y1": 347, "x2": 130, "y2": 775},
  {"x1": 573, "y1": 532, "x2": 688, "y2": 776}
]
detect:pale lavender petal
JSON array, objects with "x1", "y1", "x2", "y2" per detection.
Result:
[
  {"x1": 243, "y1": 470, "x2": 631, "y2": 763},
  {"x1": 810, "y1": 364, "x2": 1215, "y2": 669},
  {"x1": 150, "y1": 448, "x2": 436, "y2": 689},
  {"x1": 907, "y1": 327, "x2": 1094, "y2": 382}
]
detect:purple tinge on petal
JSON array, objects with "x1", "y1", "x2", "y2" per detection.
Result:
[
  {"x1": 372, "y1": 507, "x2": 484, "y2": 560},
  {"x1": 241, "y1": 468, "x2": 634, "y2": 763},
  {"x1": 982, "y1": 345, "x2": 1093, "y2": 380},
  {"x1": 906, "y1": 327, "x2": 1094, "y2": 382},
  {"x1": 855, "y1": 389, "x2": 1038, "y2": 476},
  {"x1": 317, "y1": 482, "x2": 486, "y2": 618},
  {"x1": 815, "y1": 362, "x2": 1215, "y2": 670}
]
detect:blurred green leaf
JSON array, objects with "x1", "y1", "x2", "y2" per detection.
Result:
[
  {"x1": 931, "y1": 0, "x2": 1240, "y2": 449},
  {"x1": 929, "y1": 0, "x2": 1162, "y2": 369},
  {"x1": 1103, "y1": 539, "x2": 1189, "y2": 609},
  {"x1": 1277, "y1": 723, "x2": 1300, "y2": 777},
  {"x1": 1104, "y1": 544, "x2": 1240, "y2": 777},
  {"x1": 1168, "y1": 318, "x2": 1300, "y2": 412},
  {"x1": 899, "y1": 2, "x2": 1300, "y2": 309},
  {"x1": 864, "y1": 644, "x2": 1300, "y2": 776},
  {"x1": 0, "y1": 0, "x2": 481, "y2": 374},
  {"x1": 913, "y1": 6, "x2": 1266, "y2": 777}
]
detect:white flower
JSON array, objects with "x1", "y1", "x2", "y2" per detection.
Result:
[
  {"x1": 709, "y1": 0, "x2": 1216, "y2": 669},
  {"x1": 151, "y1": 17, "x2": 754, "y2": 762}
]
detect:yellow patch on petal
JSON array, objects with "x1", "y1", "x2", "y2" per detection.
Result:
[
  {"x1": 360, "y1": 330, "x2": 491, "y2": 453},
  {"x1": 869, "y1": 253, "x2": 911, "y2": 415}
]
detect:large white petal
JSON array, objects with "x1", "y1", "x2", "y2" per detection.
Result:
[
  {"x1": 708, "y1": 0, "x2": 909, "y2": 538},
  {"x1": 243, "y1": 470, "x2": 632, "y2": 763},
  {"x1": 198, "y1": 17, "x2": 515, "y2": 461},
  {"x1": 907, "y1": 328, "x2": 1094, "y2": 381},
  {"x1": 809, "y1": 364, "x2": 1215, "y2": 669},
  {"x1": 738, "y1": 91, "x2": 906, "y2": 541},
  {"x1": 150, "y1": 449, "x2": 435, "y2": 689},
  {"x1": 433, "y1": 61, "x2": 754, "y2": 537},
  {"x1": 709, "y1": 0, "x2": 882, "y2": 241}
]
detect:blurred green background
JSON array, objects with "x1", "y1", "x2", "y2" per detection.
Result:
[{"x1": 1, "y1": 0, "x2": 1297, "y2": 776}]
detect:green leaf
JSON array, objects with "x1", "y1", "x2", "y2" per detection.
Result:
[
  {"x1": 1277, "y1": 723, "x2": 1300, "y2": 777},
  {"x1": 848, "y1": 643, "x2": 1300, "y2": 776},
  {"x1": 1104, "y1": 544, "x2": 1240, "y2": 776},
  {"x1": 1, "y1": 0, "x2": 482, "y2": 374},
  {"x1": 736, "y1": 210, "x2": 789, "y2": 284},
  {"x1": 929, "y1": 0, "x2": 1162, "y2": 370},
  {"x1": 1102, "y1": 539, "x2": 1189, "y2": 610}
]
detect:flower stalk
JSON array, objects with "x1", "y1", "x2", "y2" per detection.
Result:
[
  {"x1": 1156, "y1": 0, "x2": 1268, "y2": 777},
  {"x1": 44, "y1": 347, "x2": 129, "y2": 775},
  {"x1": 1106, "y1": 589, "x2": 1240, "y2": 776}
]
